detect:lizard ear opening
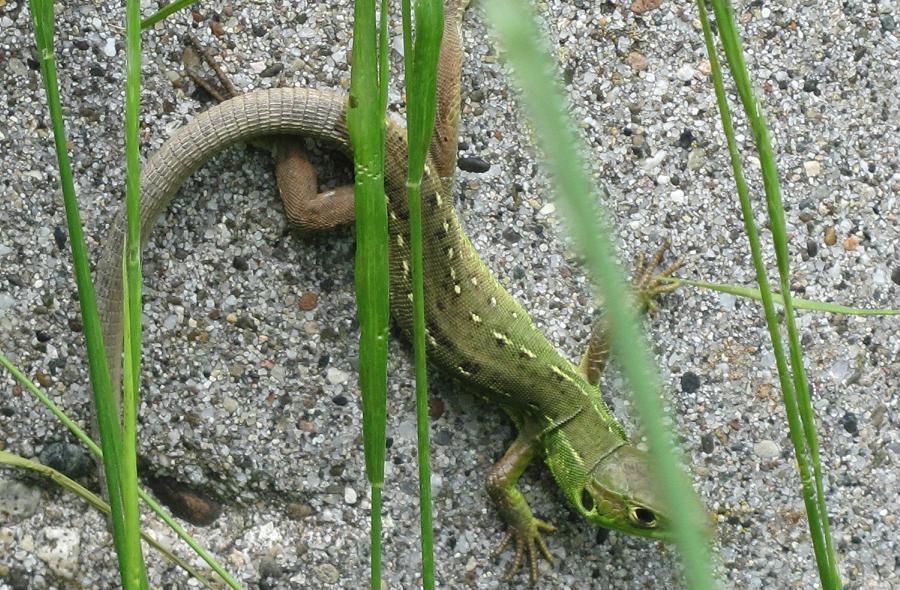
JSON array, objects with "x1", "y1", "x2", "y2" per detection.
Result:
[{"x1": 580, "y1": 488, "x2": 595, "y2": 513}]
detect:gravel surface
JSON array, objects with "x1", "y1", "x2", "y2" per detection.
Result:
[{"x1": 1, "y1": 0, "x2": 899, "y2": 589}]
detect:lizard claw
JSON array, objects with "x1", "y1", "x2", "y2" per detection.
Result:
[
  {"x1": 493, "y1": 518, "x2": 556, "y2": 584},
  {"x1": 632, "y1": 238, "x2": 683, "y2": 313}
]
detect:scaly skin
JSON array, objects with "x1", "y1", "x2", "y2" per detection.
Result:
[{"x1": 95, "y1": 0, "x2": 685, "y2": 583}]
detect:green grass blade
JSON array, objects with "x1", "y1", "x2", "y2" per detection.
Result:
[
  {"x1": 140, "y1": 0, "x2": 200, "y2": 29},
  {"x1": 25, "y1": 0, "x2": 141, "y2": 584},
  {"x1": 120, "y1": 0, "x2": 149, "y2": 584},
  {"x1": 0, "y1": 451, "x2": 222, "y2": 589},
  {"x1": 401, "y1": 1, "x2": 444, "y2": 587},
  {"x1": 485, "y1": 2, "x2": 718, "y2": 587},
  {"x1": 348, "y1": 0, "x2": 391, "y2": 587},
  {"x1": 0, "y1": 354, "x2": 243, "y2": 589},
  {"x1": 669, "y1": 277, "x2": 900, "y2": 316},
  {"x1": 700, "y1": 2, "x2": 841, "y2": 587}
]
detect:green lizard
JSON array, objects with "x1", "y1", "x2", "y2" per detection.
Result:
[{"x1": 95, "y1": 0, "x2": 689, "y2": 582}]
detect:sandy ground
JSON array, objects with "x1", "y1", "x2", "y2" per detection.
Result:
[{"x1": 1, "y1": 0, "x2": 898, "y2": 588}]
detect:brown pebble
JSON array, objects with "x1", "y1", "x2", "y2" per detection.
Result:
[
  {"x1": 428, "y1": 398, "x2": 445, "y2": 420},
  {"x1": 298, "y1": 292, "x2": 318, "y2": 311},
  {"x1": 299, "y1": 420, "x2": 317, "y2": 433},
  {"x1": 630, "y1": 0, "x2": 662, "y2": 14},
  {"x1": 223, "y1": 4, "x2": 233, "y2": 17},
  {"x1": 824, "y1": 226, "x2": 837, "y2": 246},
  {"x1": 627, "y1": 51, "x2": 648, "y2": 71},
  {"x1": 210, "y1": 21, "x2": 225, "y2": 37},
  {"x1": 35, "y1": 372, "x2": 52, "y2": 388},
  {"x1": 842, "y1": 235, "x2": 860, "y2": 251},
  {"x1": 287, "y1": 502, "x2": 315, "y2": 520},
  {"x1": 191, "y1": 10, "x2": 204, "y2": 22}
]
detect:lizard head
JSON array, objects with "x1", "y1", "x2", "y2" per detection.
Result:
[{"x1": 575, "y1": 445, "x2": 672, "y2": 539}]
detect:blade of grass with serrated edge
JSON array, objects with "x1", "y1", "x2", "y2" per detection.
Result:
[
  {"x1": 401, "y1": 0, "x2": 443, "y2": 587},
  {"x1": 701, "y1": 2, "x2": 842, "y2": 587},
  {"x1": 348, "y1": 0, "x2": 390, "y2": 587},
  {"x1": 485, "y1": 1, "x2": 718, "y2": 587}
]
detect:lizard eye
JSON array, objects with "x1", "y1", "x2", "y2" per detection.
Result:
[
  {"x1": 580, "y1": 488, "x2": 595, "y2": 513},
  {"x1": 629, "y1": 506, "x2": 657, "y2": 528}
]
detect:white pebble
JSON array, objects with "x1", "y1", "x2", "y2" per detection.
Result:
[
  {"x1": 753, "y1": 439, "x2": 781, "y2": 459},
  {"x1": 344, "y1": 486, "x2": 358, "y2": 505},
  {"x1": 327, "y1": 367, "x2": 350, "y2": 385},
  {"x1": 804, "y1": 160, "x2": 821, "y2": 177},
  {"x1": 103, "y1": 37, "x2": 116, "y2": 57}
]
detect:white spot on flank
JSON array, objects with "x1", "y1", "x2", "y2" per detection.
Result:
[
  {"x1": 450, "y1": 268, "x2": 456, "y2": 280},
  {"x1": 458, "y1": 366, "x2": 471, "y2": 377},
  {"x1": 397, "y1": 234, "x2": 405, "y2": 247},
  {"x1": 490, "y1": 297, "x2": 498, "y2": 307},
  {"x1": 470, "y1": 276, "x2": 478, "y2": 287},
  {"x1": 436, "y1": 193, "x2": 443, "y2": 207},
  {"x1": 389, "y1": 210, "x2": 398, "y2": 221},
  {"x1": 470, "y1": 313, "x2": 482, "y2": 324},
  {"x1": 407, "y1": 292, "x2": 414, "y2": 302},
  {"x1": 443, "y1": 220, "x2": 450, "y2": 233},
  {"x1": 447, "y1": 247, "x2": 454, "y2": 260},
  {"x1": 453, "y1": 284, "x2": 461, "y2": 295},
  {"x1": 511, "y1": 312, "x2": 519, "y2": 319},
  {"x1": 519, "y1": 346, "x2": 536, "y2": 359},
  {"x1": 493, "y1": 331, "x2": 511, "y2": 345},
  {"x1": 402, "y1": 260, "x2": 410, "y2": 275},
  {"x1": 551, "y1": 365, "x2": 574, "y2": 382}
]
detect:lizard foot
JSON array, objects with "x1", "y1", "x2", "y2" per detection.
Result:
[
  {"x1": 632, "y1": 238, "x2": 684, "y2": 313},
  {"x1": 493, "y1": 517, "x2": 556, "y2": 584},
  {"x1": 182, "y1": 34, "x2": 239, "y2": 103}
]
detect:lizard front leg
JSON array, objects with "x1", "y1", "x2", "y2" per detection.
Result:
[{"x1": 487, "y1": 425, "x2": 556, "y2": 583}]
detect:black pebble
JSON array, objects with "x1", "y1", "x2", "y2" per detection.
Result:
[
  {"x1": 502, "y1": 227, "x2": 521, "y2": 243},
  {"x1": 839, "y1": 411, "x2": 858, "y2": 436},
  {"x1": 806, "y1": 239, "x2": 818, "y2": 258},
  {"x1": 803, "y1": 78, "x2": 819, "y2": 94},
  {"x1": 700, "y1": 433, "x2": 715, "y2": 454},
  {"x1": 317, "y1": 354, "x2": 330, "y2": 368},
  {"x1": 232, "y1": 255, "x2": 249, "y2": 271},
  {"x1": 680, "y1": 371, "x2": 701, "y2": 393},
  {"x1": 891, "y1": 267, "x2": 900, "y2": 286},
  {"x1": 260, "y1": 62, "x2": 284, "y2": 78},
  {"x1": 332, "y1": 394, "x2": 348, "y2": 406},
  {"x1": 595, "y1": 527, "x2": 610, "y2": 544},
  {"x1": 35, "y1": 330, "x2": 52, "y2": 343},
  {"x1": 39, "y1": 442, "x2": 93, "y2": 479},
  {"x1": 458, "y1": 156, "x2": 491, "y2": 173},
  {"x1": 677, "y1": 129, "x2": 695, "y2": 149},
  {"x1": 53, "y1": 226, "x2": 67, "y2": 250}
]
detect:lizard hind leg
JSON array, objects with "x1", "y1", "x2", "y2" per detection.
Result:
[
  {"x1": 182, "y1": 34, "x2": 239, "y2": 102},
  {"x1": 578, "y1": 239, "x2": 683, "y2": 385},
  {"x1": 274, "y1": 141, "x2": 356, "y2": 231}
]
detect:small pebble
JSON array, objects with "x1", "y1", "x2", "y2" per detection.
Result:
[
  {"x1": 326, "y1": 367, "x2": 350, "y2": 384},
  {"x1": 804, "y1": 161, "x2": 821, "y2": 177},
  {"x1": 680, "y1": 371, "x2": 701, "y2": 393},
  {"x1": 824, "y1": 226, "x2": 837, "y2": 246},
  {"x1": 839, "y1": 411, "x2": 858, "y2": 436},
  {"x1": 458, "y1": 156, "x2": 490, "y2": 173},
  {"x1": 344, "y1": 486, "x2": 357, "y2": 505},
  {"x1": 314, "y1": 563, "x2": 340, "y2": 585},
  {"x1": 753, "y1": 439, "x2": 780, "y2": 459},
  {"x1": 298, "y1": 292, "x2": 318, "y2": 311},
  {"x1": 39, "y1": 442, "x2": 92, "y2": 479}
]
